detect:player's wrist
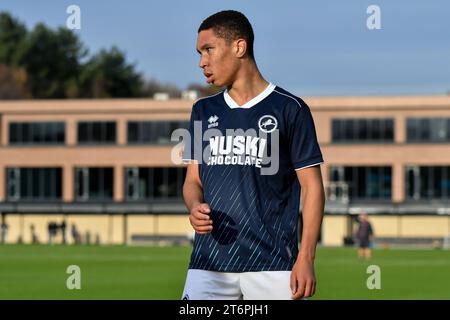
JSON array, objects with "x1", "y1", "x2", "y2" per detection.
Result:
[
  {"x1": 188, "y1": 200, "x2": 202, "y2": 212},
  {"x1": 297, "y1": 249, "x2": 316, "y2": 262},
  {"x1": 297, "y1": 255, "x2": 315, "y2": 263}
]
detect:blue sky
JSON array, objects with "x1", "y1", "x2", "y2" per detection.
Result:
[{"x1": 1, "y1": 0, "x2": 449, "y2": 96}]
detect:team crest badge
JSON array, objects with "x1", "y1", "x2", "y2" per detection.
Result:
[{"x1": 258, "y1": 115, "x2": 278, "y2": 133}]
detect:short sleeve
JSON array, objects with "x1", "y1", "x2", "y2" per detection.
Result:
[
  {"x1": 287, "y1": 100, "x2": 324, "y2": 170},
  {"x1": 182, "y1": 104, "x2": 201, "y2": 163}
]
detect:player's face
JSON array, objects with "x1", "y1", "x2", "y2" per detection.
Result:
[{"x1": 196, "y1": 29, "x2": 239, "y2": 87}]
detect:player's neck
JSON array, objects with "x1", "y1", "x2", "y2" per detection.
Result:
[{"x1": 226, "y1": 63, "x2": 269, "y2": 107}]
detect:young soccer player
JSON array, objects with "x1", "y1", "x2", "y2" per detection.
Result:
[{"x1": 182, "y1": 10, "x2": 325, "y2": 300}]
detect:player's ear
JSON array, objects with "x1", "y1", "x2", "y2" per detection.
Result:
[{"x1": 234, "y1": 38, "x2": 247, "y2": 58}]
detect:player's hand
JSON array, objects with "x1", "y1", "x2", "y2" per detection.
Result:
[
  {"x1": 290, "y1": 258, "x2": 316, "y2": 300},
  {"x1": 189, "y1": 202, "x2": 213, "y2": 234}
]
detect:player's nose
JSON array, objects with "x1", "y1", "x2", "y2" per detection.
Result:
[{"x1": 199, "y1": 56, "x2": 208, "y2": 69}]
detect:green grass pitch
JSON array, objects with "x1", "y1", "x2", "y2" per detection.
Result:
[{"x1": 0, "y1": 244, "x2": 449, "y2": 299}]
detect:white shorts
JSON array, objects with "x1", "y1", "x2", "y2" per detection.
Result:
[{"x1": 182, "y1": 269, "x2": 293, "y2": 300}]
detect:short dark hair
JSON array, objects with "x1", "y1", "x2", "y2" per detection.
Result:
[{"x1": 198, "y1": 10, "x2": 255, "y2": 61}]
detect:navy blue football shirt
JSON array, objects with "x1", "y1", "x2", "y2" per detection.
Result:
[{"x1": 183, "y1": 83, "x2": 324, "y2": 272}]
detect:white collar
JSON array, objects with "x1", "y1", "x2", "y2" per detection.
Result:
[{"x1": 224, "y1": 82, "x2": 276, "y2": 109}]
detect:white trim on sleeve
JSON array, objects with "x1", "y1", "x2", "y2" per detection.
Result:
[{"x1": 294, "y1": 162, "x2": 324, "y2": 171}]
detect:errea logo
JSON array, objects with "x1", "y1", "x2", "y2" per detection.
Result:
[{"x1": 208, "y1": 115, "x2": 219, "y2": 128}]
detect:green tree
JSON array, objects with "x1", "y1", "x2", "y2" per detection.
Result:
[
  {"x1": 0, "y1": 64, "x2": 31, "y2": 99},
  {"x1": 0, "y1": 12, "x2": 27, "y2": 65},
  {"x1": 14, "y1": 23, "x2": 87, "y2": 98},
  {"x1": 80, "y1": 46, "x2": 144, "y2": 98},
  {"x1": 1, "y1": 11, "x2": 147, "y2": 99}
]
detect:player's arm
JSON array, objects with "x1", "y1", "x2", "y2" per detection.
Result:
[
  {"x1": 291, "y1": 165, "x2": 325, "y2": 299},
  {"x1": 183, "y1": 161, "x2": 213, "y2": 234}
]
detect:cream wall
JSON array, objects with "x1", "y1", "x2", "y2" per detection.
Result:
[
  {"x1": 321, "y1": 215, "x2": 450, "y2": 246},
  {"x1": 321, "y1": 216, "x2": 347, "y2": 246},
  {"x1": 3, "y1": 214, "x2": 450, "y2": 246},
  {"x1": 2, "y1": 214, "x2": 191, "y2": 245}
]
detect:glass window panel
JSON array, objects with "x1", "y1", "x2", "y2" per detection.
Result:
[
  {"x1": 78, "y1": 123, "x2": 88, "y2": 142},
  {"x1": 135, "y1": 169, "x2": 145, "y2": 199},
  {"x1": 55, "y1": 168, "x2": 62, "y2": 198},
  {"x1": 371, "y1": 119, "x2": 381, "y2": 140},
  {"x1": 153, "y1": 168, "x2": 165, "y2": 198},
  {"x1": 9, "y1": 123, "x2": 19, "y2": 143},
  {"x1": 358, "y1": 119, "x2": 368, "y2": 140},
  {"x1": 103, "y1": 168, "x2": 113, "y2": 199},
  {"x1": 407, "y1": 119, "x2": 417, "y2": 141},
  {"x1": 92, "y1": 123, "x2": 102, "y2": 142},
  {"x1": 385, "y1": 119, "x2": 394, "y2": 141},
  {"x1": 344, "y1": 120, "x2": 353, "y2": 141},
  {"x1": 406, "y1": 168, "x2": 415, "y2": 199},
  {"x1": 331, "y1": 119, "x2": 340, "y2": 141},
  {"x1": 143, "y1": 122, "x2": 153, "y2": 143},
  {"x1": 89, "y1": 168, "x2": 100, "y2": 198},
  {"x1": 105, "y1": 122, "x2": 116, "y2": 143},
  {"x1": 22, "y1": 124, "x2": 30, "y2": 143},
  {"x1": 167, "y1": 168, "x2": 178, "y2": 197},
  {"x1": 433, "y1": 166, "x2": 442, "y2": 198},
  {"x1": 58, "y1": 122, "x2": 65, "y2": 143},
  {"x1": 128, "y1": 122, "x2": 139, "y2": 143},
  {"x1": 419, "y1": 119, "x2": 431, "y2": 140}
]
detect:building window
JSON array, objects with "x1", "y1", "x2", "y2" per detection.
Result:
[
  {"x1": 6, "y1": 167, "x2": 62, "y2": 201},
  {"x1": 77, "y1": 121, "x2": 116, "y2": 144},
  {"x1": 74, "y1": 167, "x2": 113, "y2": 201},
  {"x1": 124, "y1": 167, "x2": 186, "y2": 200},
  {"x1": 406, "y1": 166, "x2": 450, "y2": 200},
  {"x1": 329, "y1": 166, "x2": 392, "y2": 201},
  {"x1": 9, "y1": 122, "x2": 65, "y2": 145},
  {"x1": 407, "y1": 118, "x2": 450, "y2": 143},
  {"x1": 331, "y1": 118, "x2": 394, "y2": 143},
  {"x1": 127, "y1": 121, "x2": 189, "y2": 144}
]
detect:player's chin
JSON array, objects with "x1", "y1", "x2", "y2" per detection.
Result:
[
  {"x1": 208, "y1": 78, "x2": 224, "y2": 87},
  {"x1": 205, "y1": 76, "x2": 214, "y2": 85}
]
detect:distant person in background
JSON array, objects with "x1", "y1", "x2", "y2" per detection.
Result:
[
  {"x1": 1, "y1": 221, "x2": 8, "y2": 244},
  {"x1": 85, "y1": 231, "x2": 91, "y2": 245},
  {"x1": 60, "y1": 221, "x2": 67, "y2": 244},
  {"x1": 48, "y1": 222, "x2": 58, "y2": 245},
  {"x1": 95, "y1": 233, "x2": 101, "y2": 245},
  {"x1": 71, "y1": 224, "x2": 81, "y2": 244},
  {"x1": 30, "y1": 224, "x2": 39, "y2": 244},
  {"x1": 357, "y1": 213, "x2": 374, "y2": 260}
]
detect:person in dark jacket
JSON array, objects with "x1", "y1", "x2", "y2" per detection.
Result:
[{"x1": 357, "y1": 213, "x2": 374, "y2": 260}]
